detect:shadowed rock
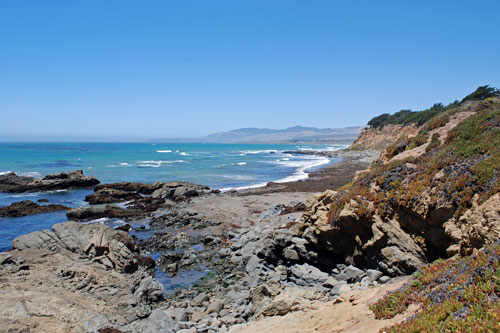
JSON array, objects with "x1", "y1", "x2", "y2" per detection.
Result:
[
  {"x1": 0, "y1": 200, "x2": 69, "y2": 217},
  {"x1": 0, "y1": 170, "x2": 100, "y2": 193}
]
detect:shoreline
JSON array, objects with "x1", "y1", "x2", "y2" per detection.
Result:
[
  {"x1": 0, "y1": 148, "x2": 394, "y2": 333},
  {"x1": 235, "y1": 149, "x2": 379, "y2": 195}
]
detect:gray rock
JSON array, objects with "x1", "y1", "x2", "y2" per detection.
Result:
[
  {"x1": 259, "y1": 204, "x2": 286, "y2": 220},
  {"x1": 165, "y1": 307, "x2": 189, "y2": 322},
  {"x1": 245, "y1": 256, "x2": 263, "y2": 276},
  {"x1": 192, "y1": 293, "x2": 210, "y2": 307},
  {"x1": 134, "y1": 276, "x2": 165, "y2": 304},
  {"x1": 289, "y1": 263, "x2": 329, "y2": 287},
  {"x1": 12, "y1": 221, "x2": 138, "y2": 273},
  {"x1": 283, "y1": 247, "x2": 300, "y2": 261},
  {"x1": 0, "y1": 170, "x2": 100, "y2": 193},
  {"x1": 337, "y1": 284, "x2": 352, "y2": 294},
  {"x1": 360, "y1": 276, "x2": 371, "y2": 286},
  {"x1": 379, "y1": 276, "x2": 391, "y2": 284},
  {"x1": 323, "y1": 276, "x2": 339, "y2": 288},
  {"x1": 206, "y1": 299, "x2": 223, "y2": 314},
  {"x1": 365, "y1": 269, "x2": 383, "y2": 281},
  {"x1": 336, "y1": 265, "x2": 365, "y2": 282},
  {"x1": 130, "y1": 309, "x2": 176, "y2": 333},
  {"x1": 152, "y1": 181, "x2": 211, "y2": 201}
]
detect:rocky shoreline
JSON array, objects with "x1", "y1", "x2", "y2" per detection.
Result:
[{"x1": 0, "y1": 150, "x2": 404, "y2": 332}]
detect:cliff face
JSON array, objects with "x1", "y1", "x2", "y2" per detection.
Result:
[
  {"x1": 298, "y1": 98, "x2": 500, "y2": 276},
  {"x1": 349, "y1": 124, "x2": 419, "y2": 151}
]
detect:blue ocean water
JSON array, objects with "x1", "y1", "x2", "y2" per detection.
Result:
[{"x1": 0, "y1": 142, "x2": 344, "y2": 250}]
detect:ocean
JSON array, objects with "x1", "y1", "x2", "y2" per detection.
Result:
[{"x1": 0, "y1": 142, "x2": 344, "y2": 252}]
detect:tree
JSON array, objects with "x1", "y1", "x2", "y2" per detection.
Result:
[{"x1": 461, "y1": 85, "x2": 500, "y2": 103}]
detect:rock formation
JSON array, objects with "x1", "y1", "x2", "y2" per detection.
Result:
[
  {"x1": 0, "y1": 170, "x2": 100, "y2": 192},
  {"x1": 0, "y1": 200, "x2": 69, "y2": 217},
  {"x1": 0, "y1": 222, "x2": 165, "y2": 332},
  {"x1": 296, "y1": 98, "x2": 500, "y2": 275}
]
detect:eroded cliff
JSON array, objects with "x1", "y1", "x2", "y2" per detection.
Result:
[{"x1": 298, "y1": 97, "x2": 500, "y2": 276}]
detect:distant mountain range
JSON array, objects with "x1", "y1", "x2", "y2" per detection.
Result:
[{"x1": 154, "y1": 126, "x2": 363, "y2": 144}]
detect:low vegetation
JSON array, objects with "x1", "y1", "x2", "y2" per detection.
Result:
[
  {"x1": 367, "y1": 85, "x2": 500, "y2": 129},
  {"x1": 331, "y1": 93, "x2": 500, "y2": 224},
  {"x1": 371, "y1": 242, "x2": 500, "y2": 332},
  {"x1": 367, "y1": 102, "x2": 458, "y2": 129}
]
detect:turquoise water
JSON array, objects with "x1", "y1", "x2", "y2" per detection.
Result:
[
  {"x1": 0, "y1": 142, "x2": 343, "y2": 189},
  {"x1": 0, "y1": 142, "x2": 343, "y2": 250}
]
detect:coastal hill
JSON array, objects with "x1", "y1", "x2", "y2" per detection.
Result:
[
  {"x1": 155, "y1": 125, "x2": 363, "y2": 144},
  {"x1": 293, "y1": 85, "x2": 500, "y2": 330}
]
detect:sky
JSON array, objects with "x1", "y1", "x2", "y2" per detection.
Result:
[{"x1": 1, "y1": 0, "x2": 499, "y2": 141}]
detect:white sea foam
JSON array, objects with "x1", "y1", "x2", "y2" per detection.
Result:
[
  {"x1": 219, "y1": 182, "x2": 269, "y2": 192},
  {"x1": 239, "y1": 149, "x2": 278, "y2": 155},
  {"x1": 46, "y1": 189, "x2": 68, "y2": 193},
  {"x1": 0, "y1": 171, "x2": 13, "y2": 176},
  {"x1": 157, "y1": 150, "x2": 172, "y2": 153},
  {"x1": 81, "y1": 217, "x2": 110, "y2": 225},
  {"x1": 107, "y1": 162, "x2": 132, "y2": 167},
  {"x1": 180, "y1": 152, "x2": 189, "y2": 156},
  {"x1": 237, "y1": 162, "x2": 247, "y2": 165},
  {"x1": 297, "y1": 145, "x2": 348, "y2": 152},
  {"x1": 274, "y1": 156, "x2": 330, "y2": 183},
  {"x1": 221, "y1": 175, "x2": 256, "y2": 180},
  {"x1": 138, "y1": 164, "x2": 161, "y2": 168},
  {"x1": 12, "y1": 193, "x2": 40, "y2": 197},
  {"x1": 136, "y1": 160, "x2": 184, "y2": 164},
  {"x1": 18, "y1": 171, "x2": 41, "y2": 177}
]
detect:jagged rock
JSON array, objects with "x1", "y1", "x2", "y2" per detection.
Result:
[
  {"x1": 134, "y1": 276, "x2": 165, "y2": 304},
  {"x1": 0, "y1": 170, "x2": 100, "y2": 193},
  {"x1": 445, "y1": 193, "x2": 500, "y2": 256},
  {"x1": 116, "y1": 224, "x2": 132, "y2": 232},
  {"x1": 12, "y1": 221, "x2": 139, "y2": 273},
  {"x1": 2, "y1": 222, "x2": 164, "y2": 332},
  {"x1": 66, "y1": 205, "x2": 143, "y2": 221},
  {"x1": 94, "y1": 182, "x2": 164, "y2": 195},
  {"x1": 279, "y1": 201, "x2": 307, "y2": 215},
  {"x1": 151, "y1": 181, "x2": 214, "y2": 201},
  {"x1": 150, "y1": 208, "x2": 219, "y2": 229},
  {"x1": 0, "y1": 200, "x2": 69, "y2": 217},
  {"x1": 85, "y1": 188, "x2": 142, "y2": 205},
  {"x1": 260, "y1": 204, "x2": 286, "y2": 220}
]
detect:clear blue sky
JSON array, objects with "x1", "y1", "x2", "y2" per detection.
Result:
[{"x1": 1, "y1": 0, "x2": 499, "y2": 140}]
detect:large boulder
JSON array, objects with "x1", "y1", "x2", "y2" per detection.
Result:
[
  {"x1": 2, "y1": 222, "x2": 164, "y2": 332},
  {"x1": 0, "y1": 200, "x2": 69, "y2": 217},
  {"x1": 288, "y1": 263, "x2": 330, "y2": 287},
  {"x1": 0, "y1": 170, "x2": 100, "y2": 192},
  {"x1": 12, "y1": 221, "x2": 138, "y2": 272},
  {"x1": 151, "y1": 181, "x2": 214, "y2": 201}
]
